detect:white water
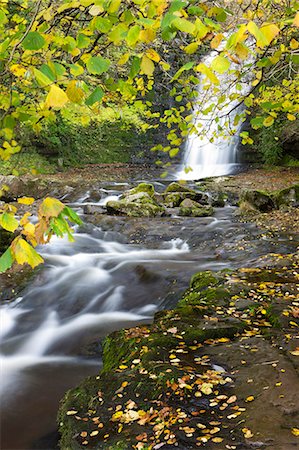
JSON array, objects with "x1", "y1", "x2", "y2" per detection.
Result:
[
  {"x1": 0, "y1": 232, "x2": 189, "y2": 405},
  {"x1": 177, "y1": 50, "x2": 251, "y2": 180}
]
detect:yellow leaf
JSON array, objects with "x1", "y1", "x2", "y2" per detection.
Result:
[
  {"x1": 200, "y1": 383, "x2": 213, "y2": 395},
  {"x1": 66, "y1": 80, "x2": 85, "y2": 103},
  {"x1": 245, "y1": 395, "x2": 255, "y2": 402},
  {"x1": 212, "y1": 437, "x2": 223, "y2": 443},
  {"x1": 287, "y1": 113, "x2": 296, "y2": 121},
  {"x1": 17, "y1": 197, "x2": 35, "y2": 205},
  {"x1": 90, "y1": 430, "x2": 99, "y2": 436},
  {"x1": 184, "y1": 42, "x2": 199, "y2": 54},
  {"x1": 263, "y1": 116, "x2": 274, "y2": 127},
  {"x1": 39, "y1": 197, "x2": 65, "y2": 219},
  {"x1": 0, "y1": 212, "x2": 19, "y2": 232},
  {"x1": 118, "y1": 53, "x2": 130, "y2": 65},
  {"x1": 292, "y1": 428, "x2": 299, "y2": 436},
  {"x1": 260, "y1": 24, "x2": 280, "y2": 46},
  {"x1": 294, "y1": 12, "x2": 299, "y2": 27},
  {"x1": 211, "y1": 34, "x2": 224, "y2": 49},
  {"x1": 111, "y1": 411, "x2": 123, "y2": 421},
  {"x1": 23, "y1": 222, "x2": 35, "y2": 235},
  {"x1": 12, "y1": 237, "x2": 44, "y2": 268},
  {"x1": 290, "y1": 350, "x2": 299, "y2": 356},
  {"x1": 146, "y1": 49, "x2": 160, "y2": 62},
  {"x1": 242, "y1": 427, "x2": 253, "y2": 438},
  {"x1": 46, "y1": 85, "x2": 69, "y2": 108},
  {"x1": 290, "y1": 38, "x2": 299, "y2": 50},
  {"x1": 66, "y1": 410, "x2": 78, "y2": 416},
  {"x1": 139, "y1": 28, "x2": 156, "y2": 43},
  {"x1": 140, "y1": 55, "x2": 155, "y2": 76}
]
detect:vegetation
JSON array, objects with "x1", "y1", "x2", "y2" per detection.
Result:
[{"x1": 0, "y1": 0, "x2": 298, "y2": 271}]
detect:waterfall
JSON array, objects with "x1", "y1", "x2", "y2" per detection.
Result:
[{"x1": 177, "y1": 49, "x2": 251, "y2": 180}]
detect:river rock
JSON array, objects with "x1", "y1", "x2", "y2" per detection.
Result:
[
  {"x1": 163, "y1": 191, "x2": 209, "y2": 207},
  {"x1": 179, "y1": 198, "x2": 214, "y2": 217},
  {"x1": 240, "y1": 189, "x2": 275, "y2": 212},
  {"x1": 86, "y1": 190, "x2": 102, "y2": 202},
  {"x1": 106, "y1": 200, "x2": 165, "y2": 217},
  {"x1": 210, "y1": 192, "x2": 226, "y2": 207},
  {"x1": 272, "y1": 184, "x2": 299, "y2": 208},
  {"x1": 121, "y1": 182, "x2": 155, "y2": 199},
  {"x1": 83, "y1": 205, "x2": 106, "y2": 215}
]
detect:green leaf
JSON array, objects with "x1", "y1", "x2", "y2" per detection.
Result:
[
  {"x1": 172, "y1": 61, "x2": 194, "y2": 81},
  {"x1": 94, "y1": 17, "x2": 112, "y2": 33},
  {"x1": 22, "y1": 32, "x2": 45, "y2": 51},
  {"x1": 77, "y1": 33, "x2": 90, "y2": 49},
  {"x1": 126, "y1": 25, "x2": 140, "y2": 47},
  {"x1": 40, "y1": 64, "x2": 56, "y2": 81},
  {"x1": 211, "y1": 55, "x2": 230, "y2": 74},
  {"x1": 12, "y1": 237, "x2": 44, "y2": 268},
  {"x1": 0, "y1": 247, "x2": 13, "y2": 273},
  {"x1": 62, "y1": 206, "x2": 83, "y2": 225},
  {"x1": 86, "y1": 86, "x2": 104, "y2": 106},
  {"x1": 86, "y1": 56, "x2": 110, "y2": 75},
  {"x1": 34, "y1": 68, "x2": 52, "y2": 87},
  {"x1": 172, "y1": 18, "x2": 195, "y2": 34},
  {"x1": 129, "y1": 56, "x2": 141, "y2": 79},
  {"x1": 0, "y1": 212, "x2": 19, "y2": 232}
]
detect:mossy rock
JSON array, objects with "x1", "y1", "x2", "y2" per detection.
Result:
[
  {"x1": 272, "y1": 184, "x2": 299, "y2": 208},
  {"x1": 106, "y1": 200, "x2": 165, "y2": 217},
  {"x1": 165, "y1": 182, "x2": 193, "y2": 193},
  {"x1": 121, "y1": 183, "x2": 155, "y2": 198},
  {"x1": 240, "y1": 189, "x2": 275, "y2": 212},
  {"x1": 179, "y1": 203, "x2": 214, "y2": 217}
]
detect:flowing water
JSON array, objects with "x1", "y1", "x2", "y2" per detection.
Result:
[
  {"x1": 177, "y1": 49, "x2": 252, "y2": 180},
  {"x1": 0, "y1": 183, "x2": 297, "y2": 450}
]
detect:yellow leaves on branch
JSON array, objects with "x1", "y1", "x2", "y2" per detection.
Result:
[{"x1": 247, "y1": 21, "x2": 280, "y2": 48}]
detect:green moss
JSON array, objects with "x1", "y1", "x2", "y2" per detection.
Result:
[
  {"x1": 165, "y1": 182, "x2": 194, "y2": 193},
  {"x1": 272, "y1": 184, "x2": 299, "y2": 208},
  {"x1": 125, "y1": 183, "x2": 155, "y2": 197},
  {"x1": 106, "y1": 200, "x2": 164, "y2": 217},
  {"x1": 0, "y1": 150, "x2": 55, "y2": 175},
  {"x1": 179, "y1": 206, "x2": 214, "y2": 217}
]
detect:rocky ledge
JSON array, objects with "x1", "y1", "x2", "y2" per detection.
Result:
[{"x1": 58, "y1": 254, "x2": 299, "y2": 450}]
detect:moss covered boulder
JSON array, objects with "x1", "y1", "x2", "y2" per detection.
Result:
[
  {"x1": 272, "y1": 184, "x2": 299, "y2": 208},
  {"x1": 121, "y1": 183, "x2": 155, "y2": 199},
  {"x1": 163, "y1": 182, "x2": 209, "y2": 207},
  {"x1": 106, "y1": 200, "x2": 165, "y2": 217},
  {"x1": 179, "y1": 199, "x2": 214, "y2": 217},
  {"x1": 240, "y1": 189, "x2": 275, "y2": 212}
]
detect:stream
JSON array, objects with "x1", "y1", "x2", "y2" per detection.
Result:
[{"x1": 0, "y1": 180, "x2": 298, "y2": 450}]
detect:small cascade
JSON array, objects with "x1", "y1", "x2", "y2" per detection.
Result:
[{"x1": 177, "y1": 49, "x2": 252, "y2": 180}]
